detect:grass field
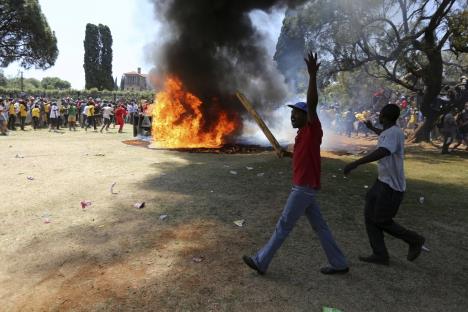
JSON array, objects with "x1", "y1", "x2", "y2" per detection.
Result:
[{"x1": 0, "y1": 129, "x2": 467, "y2": 311}]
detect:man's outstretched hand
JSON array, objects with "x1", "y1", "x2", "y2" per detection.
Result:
[
  {"x1": 343, "y1": 162, "x2": 358, "y2": 175},
  {"x1": 305, "y1": 52, "x2": 321, "y2": 75}
]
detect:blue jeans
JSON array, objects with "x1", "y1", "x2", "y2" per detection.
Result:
[{"x1": 254, "y1": 185, "x2": 348, "y2": 272}]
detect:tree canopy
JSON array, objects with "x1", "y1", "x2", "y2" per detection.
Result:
[
  {"x1": 275, "y1": 0, "x2": 467, "y2": 141},
  {"x1": 0, "y1": 0, "x2": 58, "y2": 69},
  {"x1": 83, "y1": 23, "x2": 113, "y2": 91},
  {"x1": 40, "y1": 76, "x2": 71, "y2": 90}
]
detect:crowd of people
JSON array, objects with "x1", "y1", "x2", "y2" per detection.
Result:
[
  {"x1": 318, "y1": 84, "x2": 468, "y2": 153},
  {"x1": 0, "y1": 96, "x2": 153, "y2": 135}
]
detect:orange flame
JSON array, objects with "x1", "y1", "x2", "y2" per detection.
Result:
[{"x1": 152, "y1": 77, "x2": 236, "y2": 148}]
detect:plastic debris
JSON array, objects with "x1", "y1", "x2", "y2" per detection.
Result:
[
  {"x1": 229, "y1": 170, "x2": 238, "y2": 175},
  {"x1": 110, "y1": 182, "x2": 118, "y2": 194},
  {"x1": 15, "y1": 154, "x2": 24, "y2": 158},
  {"x1": 134, "y1": 202, "x2": 145, "y2": 209},
  {"x1": 234, "y1": 219, "x2": 245, "y2": 227},
  {"x1": 256, "y1": 173, "x2": 264, "y2": 177},
  {"x1": 323, "y1": 307, "x2": 342, "y2": 312},
  {"x1": 159, "y1": 214, "x2": 168, "y2": 221},
  {"x1": 43, "y1": 217, "x2": 51, "y2": 224},
  {"x1": 422, "y1": 245, "x2": 430, "y2": 252},
  {"x1": 223, "y1": 165, "x2": 231, "y2": 168},
  {"x1": 332, "y1": 175, "x2": 337, "y2": 178},
  {"x1": 80, "y1": 200, "x2": 92, "y2": 209},
  {"x1": 419, "y1": 196, "x2": 425, "y2": 204},
  {"x1": 192, "y1": 256, "x2": 204, "y2": 263},
  {"x1": 246, "y1": 166, "x2": 254, "y2": 170},
  {"x1": 26, "y1": 176, "x2": 34, "y2": 181},
  {"x1": 94, "y1": 153, "x2": 105, "y2": 156},
  {"x1": 364, "y1": 185, "x2": 369, "y2": 189}
]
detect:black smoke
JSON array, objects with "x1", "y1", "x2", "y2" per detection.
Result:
[{"x1": 150, "y1": 0, "x2": 305, "y2": 130}]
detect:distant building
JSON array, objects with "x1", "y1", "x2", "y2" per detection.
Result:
[{"x1": 121, "y1": 68, "x2": 150, "y2": 91}]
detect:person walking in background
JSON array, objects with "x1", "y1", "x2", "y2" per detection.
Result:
[
  {"x1": 242, "y1": 53, "x2": 349, "y2": 276},
  {"x1": 68, "y1": 103, "x2": 77, "y2": 131},
  {"x1": 19, "y1": 100, "x2": 28, "y2": 131},
  {"x1": 115, "y1": 104, "x2": 127, "y2": 133},
  {"x1": 100, "y1": 104, "x2": 113, "y2": 133},
  {"x1": 344, "y1": 104, "x2": 425, "y2": 266},
  {"x1": 7, "y1": 99, "x2": 16, "y2": 131},
  {"x1": 0, "y1": 101, "x2": 7, "y2": 135},
  {"x1": 49, "y1": 102, "x2": 60, "y2": 132},
  {"x1": 31, "y1": 105, "x2": 40, "y2": 130}
]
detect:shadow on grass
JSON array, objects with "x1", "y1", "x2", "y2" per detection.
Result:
[{"x1": 8, "y1": 152, "x2": 468, "y2": 311}]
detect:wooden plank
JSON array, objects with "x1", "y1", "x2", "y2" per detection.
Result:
[{"x1": 236, "y1": 91, "x2": 282, "y2": 157}]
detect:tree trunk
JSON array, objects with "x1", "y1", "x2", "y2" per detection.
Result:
[{"x1": 412, "y1": 109, "x2": 438, "y2": 142}]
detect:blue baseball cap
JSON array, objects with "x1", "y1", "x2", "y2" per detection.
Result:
[{"x1": 287, "y1": 101, "x2": 307, "y2": 113}]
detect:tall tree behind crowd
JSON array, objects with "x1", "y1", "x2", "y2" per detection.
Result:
[
  {"x1": 276, "y1": 0, "x2": 467, "y2": 142},
  {"x1": 0, "y1": 0, "x2": 58, "y2": 69},
  {"x1": 83, "y1": 23, "x2": 113, "y2": 90}
]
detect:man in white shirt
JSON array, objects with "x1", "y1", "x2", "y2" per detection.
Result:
[
  {"x1": 344, "y1": 104, "x2": 425, "y2": 266},
  {"x1": 49, "y1": 102, "x2": 60, "y2": 132},
  {"x1": 100, "y1": 104, "x2": 114, "y2": 133}
]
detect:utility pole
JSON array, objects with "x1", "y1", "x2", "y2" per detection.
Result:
[{"x1": 20, "y1": 71, "x2": 24, "y2": 92}]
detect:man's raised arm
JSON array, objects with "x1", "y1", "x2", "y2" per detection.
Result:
[{"x1": 305, "y1": 52, "x2": 321, "y2": 122}]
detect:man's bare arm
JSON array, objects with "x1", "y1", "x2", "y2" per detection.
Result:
[{"x1": 305, "y1": 52, "x2": 320, "y2": 122}]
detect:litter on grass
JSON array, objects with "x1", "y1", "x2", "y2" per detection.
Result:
[
  {"x1": 229, "y1": 170, "x2": 238, "y2": 175},
  {"x1": 159, "y1": 214, "x2": 168, "y2": 221},
  {"x1": 234, "y1": 219, "x2": 245, "y2": 227},
  {"x1": 419, "y1": 196, "x2": 425, "y2": 204},
  {"x1": 80, "y1": 200, "x2": 92, "y2": 209},
  {"x1": 192, "y1": 256, "x2": 204, "y2": 263},
  {"x1": 256, "y1": 173, "x2": 265, "y2": 177},
  {"x1": 134, "y1": 202, "x2": 145, "y2": 209},
  {"x1": 422, "y1": 245, "x2": 430, "y2": 252},
  {"x1": 110, "y1": 182, "x2": 118, "y2": 194},
  {"x1": 246, "y1": 166, "x2": 254, "y2": 170},
  {"x1": 364, "y1": 185, "x2": 369, "y2": 189}
]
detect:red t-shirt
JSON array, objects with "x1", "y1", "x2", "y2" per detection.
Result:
[{"x1": 292, "y1": 117, "x2": 323, "y2": 189}]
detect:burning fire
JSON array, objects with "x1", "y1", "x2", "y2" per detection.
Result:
[{"x1": 152, "y1": 77, "x2": 236, "y2": 148}]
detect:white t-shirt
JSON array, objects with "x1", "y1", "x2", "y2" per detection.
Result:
[
  {"x1": 50, "y1": 105, "x2": 59, "y2": 118},
  {"x1": 102, "y1": 106, "x2": 113, "y2": 119},
  {"x1": 83, "y1": 105, "x2": 90, "y2": 116},
  {"x1": 377, "y1": 125, "x2": 406, "y2": 192}
]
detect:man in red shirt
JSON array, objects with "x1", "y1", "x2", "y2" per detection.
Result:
[{"x1": 243, "y1": 53, "x2": 349, "y2": 275}]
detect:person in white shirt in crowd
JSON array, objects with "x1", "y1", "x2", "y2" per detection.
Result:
[
  {"x1": 49, "y1": 102, "x2": 60, "y2": 132},
  {"x1": 100, "y1": 104, "x2": 114, "y2": 133},
  {"x1": 344, "y1": 104, "x2": 425, "y2": 266},
  {"x1": 0, "y1": 100, "x2": 8, "y2": 135}
]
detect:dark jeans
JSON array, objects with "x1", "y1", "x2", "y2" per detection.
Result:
[
  {"x1": 8, "y1": 115, "x2": 16, "y2": 130},
  {"x1": 364, "y1": 180, "x2": 422, "y2": 258},
  {"x1": 20, "y1": 116, "x2": 26, "y2": 130},
  {"x1": 86, "y1": 116, "x2": 96, "y2": 130},
  {"x1": 32, "y1": 117, "x2": 39, "y2": 129}
]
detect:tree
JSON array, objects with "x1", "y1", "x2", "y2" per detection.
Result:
[
  {"x1": 120, "y1": 76, "x2": 125, "y2": 91},
  {"x1": 276, "y1": 0, "x2": 467, "y2": 141},
  {"x1": 83, "y1": 23, "x2": 113, "y2": 90},
  {"x1": 83, "y1": 24, "x2": 100, "y2": 90},
  {"x1": 0, "y1": 70, "x2": 7, "y2": 86},
  {"x1": 0, "y1": 0, "x2": 58, "y2": 69},
  {"x1": 41, "y1": 77, "x2": 71, "y2": 90},
  {"x1": 99, "y1": 24, "x2": 114, "y2": 90},
  {"x1": 114, "y1": 76, "x2": 118, "y2": 91}
]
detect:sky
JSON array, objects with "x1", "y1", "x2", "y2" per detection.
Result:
[
  {"x1": 2, "y1": 0, "x2": 285, "y2": 90},
  {"x1": 3, "y1": 0, "x2": 160, "y2": 89}
]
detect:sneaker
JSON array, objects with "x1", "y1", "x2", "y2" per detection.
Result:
[
  {"x1": 242, "y1": 255, "x2": 265, "y2": 275},
  {"x1": 320, "y1": 266, "x2": 349, "y2": 275},
  {"x1": 358, "y1": 254, "x2": 389, "y2": 266},
  {"x1": 407, "y1": 237, "x2": 425, "y2": 261}
]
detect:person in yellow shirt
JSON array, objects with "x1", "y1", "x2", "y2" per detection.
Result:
[
  {"x1": 19, "y1": 100, "x2": 28, "y2": 130},
  {"x1": 31, "y1": 105, "x2": 40, "y2": 130},
  {"x1": 85, "y1": 102, "x2": 96, "y2": 131},
  {"x1": 44, "y1": 102, "x2": 50, "y2": 126},
  {"x1": 7, "y1": 100, "x2": 16, "y2": 130}
]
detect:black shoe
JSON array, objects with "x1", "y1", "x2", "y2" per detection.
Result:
[
  {"x1": 358, "y1": 254, "x2": 389, "y2": 266},
  {"x1": 407, "y1": 237, "x2": 425, "y2": 261},
  {"x1": 320, "y1": 266, "x2": 349, "y2": 275},
  {"x1": 242, "y1": 255, "x2": 265, "y2": 275}
]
